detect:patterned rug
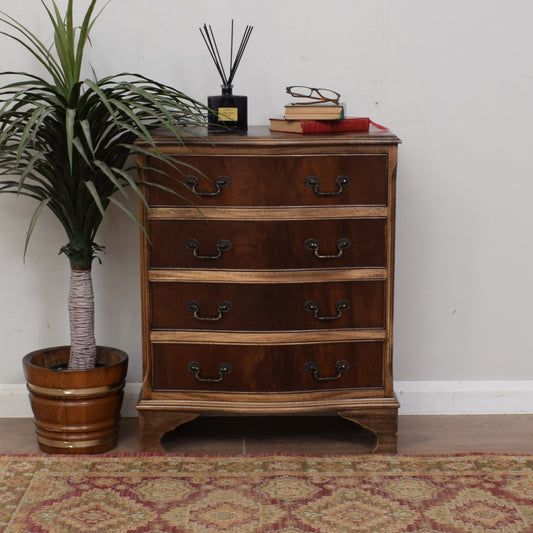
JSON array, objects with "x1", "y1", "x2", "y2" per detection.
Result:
[{"x1": 1, "y1": 454, "x2": 533, "y2": 533}]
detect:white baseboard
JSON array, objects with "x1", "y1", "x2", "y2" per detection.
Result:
[
  {"x1": 1, "y1": 381, "x2": 533, "y2": 418},
  {"x1": 395, "y1": 380, "x2": 533, "y2": 415},
  {"x1": 0, "y1": 385, "x2": 34, "y2": 418}
]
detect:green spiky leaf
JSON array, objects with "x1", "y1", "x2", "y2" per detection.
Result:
[{"x1": 0, "y1": 0, "x2": 208, "y2": 270}]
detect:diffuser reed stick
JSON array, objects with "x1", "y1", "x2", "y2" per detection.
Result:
[{"x1": 199, "y1": 21, "x2": 253, "y2": 87}]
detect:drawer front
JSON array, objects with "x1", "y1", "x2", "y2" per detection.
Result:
[
  {"x1": 151, "y1": 280, "x2": 385, "y2": 331},
  {"x1": 146, "y1": 154, "x2": 388, "y2": 207},
  {"x1": 151, "y1": 341, "x2": 384, "y2": 392},
  {"x1": 149, "y1": 218, "x2": 387, "y2": 270}
]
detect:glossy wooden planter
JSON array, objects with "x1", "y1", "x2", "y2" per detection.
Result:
[{"x1": 22, "y1": 346, "x2": 128, "y2": 454}]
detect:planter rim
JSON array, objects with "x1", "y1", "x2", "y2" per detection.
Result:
[
  {"x1": 23, "y1": 345, "x2": 128, "y2": 372},
  {"x1": 23, "y1": 346, "x2": 129, "y2": 390}
]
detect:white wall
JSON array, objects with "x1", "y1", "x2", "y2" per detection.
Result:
[{"x1": 1, "y1": 1, "x2": 533, "y2": 411}]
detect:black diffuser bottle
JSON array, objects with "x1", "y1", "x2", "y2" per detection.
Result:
[
  {"x1": 208, "y1": 84, "x2": 247, "y2": 133},
  {"x1": 200, "y1": 22, "x2": 253, "y2": 134}
]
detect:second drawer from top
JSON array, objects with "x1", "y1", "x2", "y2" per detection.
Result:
[{"x1": 148, "y1": 218, "x2": 387, "y2": 270}]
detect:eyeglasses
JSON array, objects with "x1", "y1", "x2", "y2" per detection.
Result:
[{"x1": 286, "y1": 86, "x2": 341, "y2": 105}]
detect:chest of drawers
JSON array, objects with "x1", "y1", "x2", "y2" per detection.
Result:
[{"x1": 136, "y1": 126, "x2": 401, "y2": 452}]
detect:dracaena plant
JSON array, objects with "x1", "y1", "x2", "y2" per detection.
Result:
[{"x1": 0, "y1": 0, "x2": 208, "y2": 370}]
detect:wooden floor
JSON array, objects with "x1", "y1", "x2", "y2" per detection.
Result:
[{"x1": 1, "y1": 414, "x2": 533, "y2": 455}]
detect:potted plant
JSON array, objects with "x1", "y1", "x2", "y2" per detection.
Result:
[{"x1": 0, "y1": 0, "x2": 207, "y2": 453}]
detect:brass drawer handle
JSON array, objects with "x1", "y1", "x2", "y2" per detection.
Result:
[
  {"x1": 187, "y1": 361, "x2": 233, "y2": 382},
  {"x1": 304, "y1": 360, "x2": 350, "y2": 381},
  {"x1": 185, "y1": 238, "x2": 232, "y2": 260},
  {"x1": 304, "y1": 174, "x2": 352, "y2": 197},
  {"x1": 304, "y1": 237, "x2": 351, "y2": 259},
  {"x1": 186, "y1": 300, "x2": 232, "y2": 321},
  {"x1": 184, "y1": 175, "x2": 231, "y2": 197},
  {"x1": 304, "y1": 299, "x2": 350, "y2": 321}
]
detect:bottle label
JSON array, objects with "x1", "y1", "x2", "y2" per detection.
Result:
[{"x1": 218, "y1": 107, "x2": 238, "y2": 122}]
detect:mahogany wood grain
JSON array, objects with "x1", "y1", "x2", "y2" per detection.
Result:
[
  {"x1": 151, "y1": 341, "x2": 384, "y2": 392},
  {"x1": 150, "y1": 280, "x2": 386, "y2": 331},
  {"x1": 148, "y1": 218, "x2": 386, "y2": 270},
  {"x1": 147, "y1": 154, "x2": 388, "y2": 207}
]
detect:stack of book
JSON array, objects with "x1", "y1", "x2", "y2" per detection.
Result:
[{"x1": 270, "y1": 102, "x2": 380, "y2": 135}]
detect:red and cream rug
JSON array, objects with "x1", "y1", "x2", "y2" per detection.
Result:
[{"x1": 1, "y1": 453, "x2": 533, "y2": 532}]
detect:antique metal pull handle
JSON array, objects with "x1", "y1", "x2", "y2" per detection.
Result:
[
  {"x1": 304, "y1": 299, "x2": 350, "y2": 321},
  {"x1": 185, "y1": 238, "x2": 232, "y2": 260},
  {"x1": 187, "y1": 361, "x2": 233, "y2": 382},
  {"x1": 304, "y1": 237, "x2": 352, "y2": 259},
  {"x1": 186, "y1": 300, "x2": 232, "y2": 321},
  {"x1": 304, "y1": 360, "x2": 350, "y2": 381},
  {"x1": 184, "y1": 175, "x2": 231, "y2": 197},
  {"x1": 304, "y1": 175, "x2": 352, "y2": 197}
]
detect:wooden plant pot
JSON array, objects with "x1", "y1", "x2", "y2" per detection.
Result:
[{"x1": 22, "y1": 346, "x2": 128, "y2": 454}]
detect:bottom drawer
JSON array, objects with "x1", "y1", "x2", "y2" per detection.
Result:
[{"x1": 151, "y1": 341, "x2": 384, "y2": 392}]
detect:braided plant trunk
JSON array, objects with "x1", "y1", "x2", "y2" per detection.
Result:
[{"x1": 68, "y1": 267, "x2": 97, "y2": 370}]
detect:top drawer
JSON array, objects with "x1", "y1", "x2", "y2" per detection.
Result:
[{"x1": 145, "y1": 154, "x2": 388, "y2": 207}]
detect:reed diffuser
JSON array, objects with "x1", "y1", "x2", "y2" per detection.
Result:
[{"x1": 200, "y1": 21, "x2": 253, "y2": 133}]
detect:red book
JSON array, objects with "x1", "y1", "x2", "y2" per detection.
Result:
[{"x1": 269, "y1": 117, "x2": 373, "y2": 134}]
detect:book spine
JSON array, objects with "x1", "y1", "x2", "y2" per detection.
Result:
[{"x1": 300, "y1": 118, "x2": 370, "y2": 133}]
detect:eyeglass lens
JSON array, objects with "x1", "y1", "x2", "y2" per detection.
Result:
[{"x1": 287, "y1": 86, "x2": 339, "y2": 102}]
